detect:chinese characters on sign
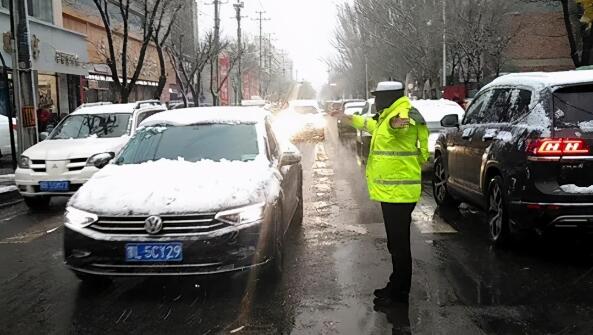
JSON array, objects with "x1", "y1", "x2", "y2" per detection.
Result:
[{"x1": 55, "y1": 51, "x2": 80, "y2": 66}]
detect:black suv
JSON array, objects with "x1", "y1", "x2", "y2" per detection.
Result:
[{"x1": 433, "y1": 70, "x2": 593, "y2": 244}]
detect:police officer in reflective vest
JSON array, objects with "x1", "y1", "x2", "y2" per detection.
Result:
[{"x1": 333, "y1": 81, "x2": 429, "y2": 306}]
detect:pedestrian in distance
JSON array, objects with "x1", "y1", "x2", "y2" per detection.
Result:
[{"x1": 330, "y1": 81, "x2": 429, "y2": 307}]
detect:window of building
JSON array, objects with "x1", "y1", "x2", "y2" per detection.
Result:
[{"x1": 27, "y1": 0, "x2": 54, "y2": 23}]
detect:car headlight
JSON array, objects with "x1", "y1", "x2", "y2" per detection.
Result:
[
  {"x1": 215, "y1": 203, "x2": 265, "y2": 226},
  {"x1": 86, "y1": 152, "x2": 115, "y2": 167},
  {"x1": 65, "y1": 207, "x2": 98, "y2": 228},
  {"x1": 18, "y1": 155, "x2": 31, "y2": 169}
]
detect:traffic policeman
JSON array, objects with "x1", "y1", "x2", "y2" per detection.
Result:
[{"x1": 333, "y1": 81, "x2": 429, "y2": 306}]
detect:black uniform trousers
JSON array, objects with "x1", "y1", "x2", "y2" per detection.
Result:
[{"x1": 380, "y1": 202, "x2": 417, "y2": 295}]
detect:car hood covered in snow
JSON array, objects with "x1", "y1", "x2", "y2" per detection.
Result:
[
  {"x1": 23, "y1": 137, "x2": 129, "y2": 160},
  {"x1": 69, "y1": 157, "x2": 281, "y2": 215}
]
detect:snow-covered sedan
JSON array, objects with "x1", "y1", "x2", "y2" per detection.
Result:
[
  {"x1": 15, "y1": 101, "x2": 165, "y2": 209},
  {"x1": 64, "y1": 107, "x2": 303, "y2": 282}
]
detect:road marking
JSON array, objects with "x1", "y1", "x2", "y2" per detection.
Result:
[{"x1": 0, "y1": 224, "x2": 62, "y2": 244}]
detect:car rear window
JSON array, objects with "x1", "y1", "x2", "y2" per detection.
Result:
[{"x1": 553, "y1": 85, "x2": 593, "y2": 129}]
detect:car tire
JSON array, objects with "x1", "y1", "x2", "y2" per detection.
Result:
[
  {"x1": 262, "y1": 209, "x2": 284, "y2": 281},
  {"x1": 432, "y1": 155, "x2": 458, "y2": 207},
  {"x1": 24, "y1": 196, "x2": 51, "y2": 210},
  {"x1": 487, "y1": 176, "x2": 511, "y2": 246}
]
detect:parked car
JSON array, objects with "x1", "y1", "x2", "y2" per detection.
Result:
[
  {"x1": 15, "y1": 100, "x2": 166, "y2": 209},
  {"x1": 433, "y1": 70, "x2": 593, "y2": 245},
  {"x1": 64, "y1": 107, "x2": 303, "y2": 282},
  {"x1": 338, "y1": 101, "x2": 366, "y2": 135},
  {"x1": 355, "y1": 98, "x2": 463, "y2": 163}
]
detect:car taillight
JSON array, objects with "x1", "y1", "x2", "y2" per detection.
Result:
[{"x1": 527, "y1": 138, "x2": 590, "y2": 156}]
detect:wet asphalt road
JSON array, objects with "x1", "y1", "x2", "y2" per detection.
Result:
[{"x1": 3, "y1": 120, "x2": 593, "y2": 334}]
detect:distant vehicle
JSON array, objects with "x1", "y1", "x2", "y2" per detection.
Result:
[
  {"x1": 0, "y1": 114, "x2": 16, "y2": 157},
  {"x1": 64, "y1": 107, "x2": 303, "y2": 282},
  {"x1": 338, "y1": 101, "x2": 366, "y2": 135},
  {"x1": 434, "y1": 70, "x2": 593, "y2": 245},
  {"x1": 275, "y1": 99, "x2": 326, "y2": 141},
  {"x1": 355, "y1": 98, "x2": 462, "y2": 163},
  {"x1": 15, "y1": 101, "x2": 166, "y2": 209}
]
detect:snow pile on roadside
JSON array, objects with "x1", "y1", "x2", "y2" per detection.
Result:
[
  {"x1": 0, "y1": 185, "x2": 17, "y2": 194},
  {"x1": 69, "y1": 156, "x2": 281, "y2": 215},
  {"x1": 560, "y1": 184, "x2": 593, "y2": 194}
]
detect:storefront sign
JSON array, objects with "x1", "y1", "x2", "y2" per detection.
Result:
[
  {"x1": 55, "y1": 51, "x2": 80, "y2": 66},
  {"x1": 22, "y1": 106, "x2": 36, "y2": 128}
]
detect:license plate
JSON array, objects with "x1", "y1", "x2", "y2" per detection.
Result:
[
  {"x1": 39, "y1": 181, "x2": 70, "y2": 192},
  {"x1": 125, "y1": 243, "x2": 183, "y2": 262}
]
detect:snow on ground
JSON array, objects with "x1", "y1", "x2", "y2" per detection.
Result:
[
  {"x1": 69, "y1": 156, "x2": 281, "y2": 215},
  {"x1": 560, "y1": 184, "x2": 593, "y2": 194},
  {"x1": 0, "y1": 185, "x2": 17, "y2": 193}
]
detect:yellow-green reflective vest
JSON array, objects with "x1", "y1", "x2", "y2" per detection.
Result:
[{"x1": 352, "y1": 97, "x2": 429, "y2": 203}]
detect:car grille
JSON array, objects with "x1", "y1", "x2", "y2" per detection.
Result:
[
  {"x1": 31, "y1": 160, "x2": 46, "y2": 173},
  {"x1": 68, "y1": 158, "x2": 88, "y2": 171},
  {"x1": 89, "y1": 214, "x2": 227, "y2": 236}
]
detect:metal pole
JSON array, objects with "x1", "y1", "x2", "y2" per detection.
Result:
[
  {"x1": 234, "y1": 0, "x2": 244, "y2": 104},
  {"x1": 442, "y1": 0, "x2": 447, "y2": 88},
  {"x1": 213, "y1": 0, "x2": 220, "y2": 106},
  {"x1": 258, "y1": 11, "x2": 263, "y2": 97},
  {"x1": 365, "y1": 55, "x2": 369, "y2": 100}
]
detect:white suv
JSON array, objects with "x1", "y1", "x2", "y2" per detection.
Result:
[{"x1": 15, "y1": 101, "x2": 165, "y2": 209}]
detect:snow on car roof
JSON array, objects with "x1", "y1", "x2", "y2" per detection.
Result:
[
  {"x1": 71, "y1": 102, "x2": 165, "y2": 115},
  {"x1": 484, "y1": 70, "x2": 593, "y2": 91},
  {"x1": 344, "y1": 101, "x2": 366, "y2": 108},
  {"x1": 140, "y1": 107, "x2": 269, "y2": 127},
  {"x1": 411, "y1": 99, "x2": 465, "y2": 123}
]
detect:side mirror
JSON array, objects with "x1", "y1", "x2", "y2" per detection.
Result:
[
  {"x1": 39, "y1": 132, "x2": 49, "y2": 141},
  {"x1": 91, "y1": 152, "x2": 115, "y2": 169},
  {"x1": 280, "y1": 151, "x2": 302, "y2": 166},
  {"x1": 441, "y1": 114, "x2": 460, "y2": 128}
]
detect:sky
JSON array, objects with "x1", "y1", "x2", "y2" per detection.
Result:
[{"x1": 197, "y1": 0, "x2": 344, "y2": 89}]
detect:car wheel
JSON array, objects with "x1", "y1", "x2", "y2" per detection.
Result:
[
  {"x1": 24, "y1": 196, "x2": 50, "y2": 210},
  {"x1": 432, "y1": 156, "x2": 458, "y2": 207},
  {"x1": 487, "y1": 176, "x2": 511, "y2": 246},
  {"x1": 262, "y1": 211, "x2": 284, "y2": 281}
]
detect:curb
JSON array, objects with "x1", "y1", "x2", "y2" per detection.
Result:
[{"x1": 0, "y1": 188, "x2": 22, "y2": 208}]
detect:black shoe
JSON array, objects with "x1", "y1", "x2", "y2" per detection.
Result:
[
  {"x1": 373, "y1": 293, "x2": 409, "y2": 308},
  {"x1": 374, "y1": 283, "x2": 392, "y2": 298}
]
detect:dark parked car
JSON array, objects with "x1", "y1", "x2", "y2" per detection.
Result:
[
  {"x1": 64, "y1": 108, "x2": 303, "y2": 281},
  {"x1": 433, "y1": 70, "x2": 593, "y2": 245}
]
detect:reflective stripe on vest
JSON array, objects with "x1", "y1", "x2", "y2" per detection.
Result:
[
  {"x1": 372, "y1": 150, "x2": 418, "y2": 157},
  {"x1": 374, "y1": 179, "x2": 422, "y2": 186}
]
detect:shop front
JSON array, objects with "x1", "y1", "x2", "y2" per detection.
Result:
[{"x1": 0, "y1": 8, "x2": 88, "y2": 126}]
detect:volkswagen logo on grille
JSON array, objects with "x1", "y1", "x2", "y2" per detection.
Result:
[{"x1": 144, "y1": 216, "x2": 163, "y2": 234}]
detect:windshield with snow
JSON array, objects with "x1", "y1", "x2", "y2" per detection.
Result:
[
  {"x1": 553, "y1": 85, "x2": 593, "y2": 129},
  {"x1": 49, "y1": 114, "x2": 131, "y2": 139},
  {"x1": 115, "y1": 124, "x2": 259, "y2": 164}
]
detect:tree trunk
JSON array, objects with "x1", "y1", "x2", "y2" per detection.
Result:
[{"x1": 154, "y1": 42, "x2": 167, "y2": 100}]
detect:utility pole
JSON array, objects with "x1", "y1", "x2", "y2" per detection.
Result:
[
  {"x1": 365, "y1": 54, "x2": 369, "y2": 100},
  {"x1": 10, "y1": 0, "x2": 38, "y2": 153},
  {"x1": 253, "y1": 11, "x2": 270, "y2": 97},
  {"x1": 442, "y1": 0, "x2": 447, "y2": 88},
  {"x1": 233, "y1": 0, "x2": 245, "y2": 105},
  {"x1": 213, "y1": 0, "x2": 221, "y2": 105}
]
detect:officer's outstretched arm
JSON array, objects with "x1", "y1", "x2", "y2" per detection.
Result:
[
  {"x1": 351, "y1": 115, "x2": 377, "y2": 133},
  {"x1": 417, "y1": 124, "x2": 430, "y2": 164}
]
